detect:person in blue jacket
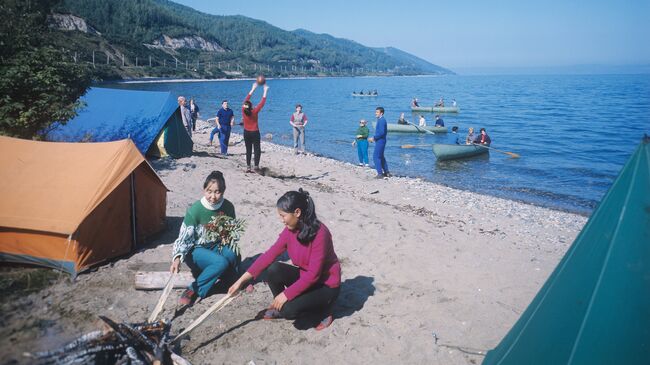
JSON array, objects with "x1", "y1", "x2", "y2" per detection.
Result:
[{"x1": 368, "y1": 106, "x2": 390, "y2": 179}]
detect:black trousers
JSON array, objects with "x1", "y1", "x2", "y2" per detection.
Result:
[
  {"x1": 243, "y1": 130, "x2": 261, "y2": 167},
  {"x1": 266, "y1": 261, "x2": 339, "y2": 320}
]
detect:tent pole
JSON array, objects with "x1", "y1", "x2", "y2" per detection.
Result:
[{"x1": 130, "y1": 172, "x2": 137, "y2": 250}]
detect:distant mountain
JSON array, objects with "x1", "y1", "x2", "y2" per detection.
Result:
[
  {"x1": 50, "y1": 0, "x2": 452, "y2": 79},
  {"x1": 373, "y1": 47, "x2": 455, "y2": 75}
]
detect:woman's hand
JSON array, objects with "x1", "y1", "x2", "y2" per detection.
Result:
[
  {"x1": 170, "y1": 257, "x2": 180, "y2": 273},
  {"x1": 271, "y1": 292, "x2": 288, "y2": 311},
  {"x1": 228, "y1": 272, "x2": 253, "y2": 296}
]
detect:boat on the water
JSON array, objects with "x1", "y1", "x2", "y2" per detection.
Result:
[
  {"x1": 373, "y1": 122, "x2": 447, "y2": 133},
  {"x1": 411, "y1": 106, "x2": 459, "y2": 113},
  {"x1": 432, "y1": 143, "x2": 489, "y2": 161},
  {"x1": 352, "y1": 93, "x2": 378, "y2": 97}
]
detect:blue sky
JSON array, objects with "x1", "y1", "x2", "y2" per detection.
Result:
[{"x1": 172, "y1": 0, "x2": 650, "y2": 72}]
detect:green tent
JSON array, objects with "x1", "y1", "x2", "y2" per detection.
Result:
[{"x1": 484, "y1": 136, "x2": 650, "y2": 365}]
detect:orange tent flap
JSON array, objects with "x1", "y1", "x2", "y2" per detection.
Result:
[{"x1": 0, "y1": 137, "x2": 162, "y2": 234}]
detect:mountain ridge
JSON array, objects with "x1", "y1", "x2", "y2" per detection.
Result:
[{"x1": 51, "y1": 0, "x2": 453, "y2": 79}]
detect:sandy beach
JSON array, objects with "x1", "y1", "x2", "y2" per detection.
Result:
[{"x1": 0, "y1": 119, "x2": 587, "y2": 364}]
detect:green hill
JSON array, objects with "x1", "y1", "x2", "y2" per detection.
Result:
[{"x1": 51, "y1": 0, "x2": 453, "y2": 79}]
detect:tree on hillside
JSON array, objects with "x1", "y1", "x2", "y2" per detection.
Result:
[{"x1": 0, "y1": 0, "x2": 91, "y2": 139}]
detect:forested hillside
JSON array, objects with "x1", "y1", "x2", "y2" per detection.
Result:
[{"x1": 52, "y1": 0, "x2": 453, "y2": 79}]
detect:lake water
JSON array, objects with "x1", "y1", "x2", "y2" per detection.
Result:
[{"x1": 105, "y1": 74, "x2": 650, "y2": 215}]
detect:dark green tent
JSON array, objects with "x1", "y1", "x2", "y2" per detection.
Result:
[{"x1": 484, "y1": 136, "x2": 650, "y2": 365}]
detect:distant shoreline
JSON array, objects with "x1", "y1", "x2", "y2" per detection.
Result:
[{"x1": 102, "y1": 74, "x2": 446, "y2": 84}]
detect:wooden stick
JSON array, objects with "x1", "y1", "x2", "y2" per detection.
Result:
[
  {"x1": 147, "y1": 272, "x2": 175, "y2": 323},
  {"x1": 473, "y1": 143, "x2": 520, "y2": 158},
  {"x1": 172, "y1": 293, "x2": 239, "y2": 343},
  {"x1": 406, "y1": 120, "x2": 436, "y2": 135},
  {"x1": 401, "y1": 144, "x2": 432, "y2": 149}
]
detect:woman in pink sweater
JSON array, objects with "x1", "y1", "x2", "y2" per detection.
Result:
[{"x1": 229, "y1": 189, "x2": 341, "y2": 330}]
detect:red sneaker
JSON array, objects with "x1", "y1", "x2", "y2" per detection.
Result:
[
  {"x1": 315, "y1": 315, "x2": 333, "y2": 331},
  {"x1": 179, "y1": 289, "x2": 197, "y2": 306}
]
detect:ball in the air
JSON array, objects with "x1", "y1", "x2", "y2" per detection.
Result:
[{"x1": 256, "y1": 75, "x2": 266, "y2": 85}]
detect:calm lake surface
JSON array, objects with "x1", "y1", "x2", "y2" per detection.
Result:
[{"x1": 105, "y1": 74, "x2": 650, "y2": 215}]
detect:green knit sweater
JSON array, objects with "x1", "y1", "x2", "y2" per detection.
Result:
[{"x1": 172, "y1": 198, "x2": 236, "y2": 262}]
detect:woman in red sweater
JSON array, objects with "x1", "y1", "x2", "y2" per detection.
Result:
[
  {"x1": 242, "y1": 82, "x2": 269, "y2": 173},
  {"x1": 229, "y1": 189, "x2": 341, "y2": 330}
]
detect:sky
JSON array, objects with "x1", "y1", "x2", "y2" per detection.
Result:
[{"x1": 172, "y1": 0, "x2": 650, "y2": 73}]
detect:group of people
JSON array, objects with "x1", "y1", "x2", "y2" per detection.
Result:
[
  {"x1": 353, "y1": 107, "x2": 390, "y2": 179},
  {"x1": 464, "y1": 127, "x2": 491, "y2": 145},
  {"x1": 417, "y1": 114, "x2": 445, "y2": 127},
  {"x1": 178, "y1": 96, "x2": 200, "y2": 135},
  {"x1": 410, "y1": 97, "x2": 458, "y2": 108},
  {"x1": 171, "y1": 171, "x2": 340, "y2": 330},
  {"x1": 188, "y1": 82, "x2": 310, "y2": 174},
  {"x1": 353, "y1": 90, "x2": 378, "y2": 96}
]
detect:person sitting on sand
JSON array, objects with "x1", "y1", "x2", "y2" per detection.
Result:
[
  {"x1": 434, "y1": 97, "x2": 444, "y2": 107},
  {"x1": 354, "y1": 119, "x2": 370, "y2": 166},
  {"x1": 411, "y1": 98, "x2": 420, "y2": 108},
  {"x1": 474, "y1": 128, "x2": 491, "y2": 145},
  {"x1": 397, "y1": 113, "x2": 408, "y2": 125},
  {"x1": 229, "y1": 189, "x2": 341, "y2": 331},
  {"x1": 434, "y1": 115, "x2": 444, "y2": 127},
  {"x1": 465, "y1": 127, "x2": 475, "y2": 145},
  {"x1": 171, "y1": 171, "x2": 240, "y2": 306},
  {"x1": 418, "y1": 115, "x2": 427, "y2": 127}
]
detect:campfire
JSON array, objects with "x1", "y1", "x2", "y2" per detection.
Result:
[{"x1": 30, "y1": 317, "x2": 190, "y2": 365}]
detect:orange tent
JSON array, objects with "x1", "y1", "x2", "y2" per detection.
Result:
[{"x1": 0, "y1": 136, "x2": 167, "y2": 275}]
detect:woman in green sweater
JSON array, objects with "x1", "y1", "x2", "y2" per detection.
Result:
[
  {"x1": 170, "y1": 171, "x2": 239, "y2": 305},
  {"x1": 354, "y1": 119, "x2": 369, "y2": 166}
]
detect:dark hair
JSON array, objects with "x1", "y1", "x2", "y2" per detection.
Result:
[
  {"x1": 295, "y1": 104, "x2": 302, "y2": 109},
  {"x1": 480, "y1": 128, "x2": 486, "y2": 133},
  {"x1": 277, "y1": 189, "x2": 320, "y2": 244},
  {"x1": 204, "y1": 171, "x2": 226, "y2": 192},
  {"x1": 452, "y1": 126, "x2": 459, "y2": 132},
  {"x1": 222, "y1": 99, "x2": 228, "y2": 103},
  {"x1": 376, "y1": 106, "x2": 384, "y2": 114},
  {"x1": 243, "y1": 100, "x2": 252, "y2": 116}
]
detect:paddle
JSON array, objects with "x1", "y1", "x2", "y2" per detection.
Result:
[
  {"x1": 405, "y1": 120, "x2": 435, "y2": 135},
  {"x1": 147, "y1": 272, "x2": 176, "y2": 323},
  {"x1": 401, "y1": 144, "x2": 432, "y2": 149},
  {"x1": 172, "y1": 292, "x2": 240, "y2": 343},
  {"x1": 472, "y1": 143, "x2": 520, "y2": 158}
]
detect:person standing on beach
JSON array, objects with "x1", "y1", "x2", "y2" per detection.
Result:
[
  {"x1": 170, "y1": 171, "x2": 240, "y2": 306},
  {"x1": 229, "y1": 189, "x2": 341, "y2": 331},
  {"x1": 212, "y1": 100, "x2": 235, "y2": 155},
  {"x1": 190, "y1": 98, "x2": 200, "y2": 132},
  {"x1": 354, "y1": 119, "x2": 370, "y2": 166},
  {"x1": 368, "y1": 106, "x2": 390, "y2": 178},
  {"x1": 290, "y1": 104, "x2": 308, "y2": 155},
  {"x1": 179, "y1": 96, "x2": 193, "y2": 136},
  {"x1": 242, "y1": 82, "x2": 269, "y2": 172}
]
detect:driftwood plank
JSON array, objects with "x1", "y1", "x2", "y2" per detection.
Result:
[{"x1": 135, "y1": 271, "x2": 193, "y2": 290}]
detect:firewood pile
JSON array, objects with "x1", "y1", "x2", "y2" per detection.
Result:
[{"x1": 30, "y1": 316, "x2": 190, "y2": 365}]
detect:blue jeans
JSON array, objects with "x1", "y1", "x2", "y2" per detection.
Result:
[
  {"x1": 186, "y1": 245, "x2": 239, "y2": 298},
  {"x1": 218, "y1": 127, "x2": 231, "y2": 154},
  {"x1": 209, "y1": 127, "x2": 220, "y2": 144},
  {"x1": 373, "y1": 138, "x2": 388, "y2": 175},
  {"x1": 356, "y1": 139, "x2": 369, "y2": 164}
]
